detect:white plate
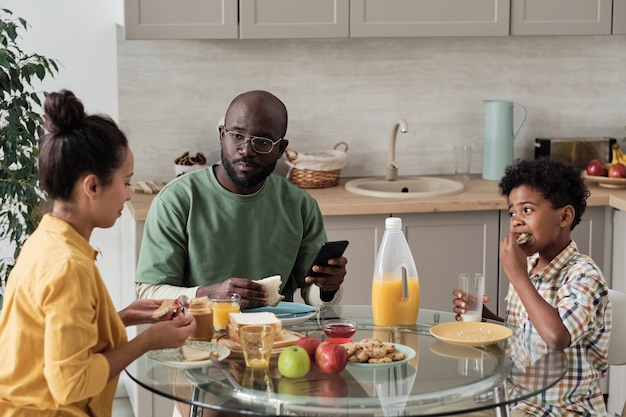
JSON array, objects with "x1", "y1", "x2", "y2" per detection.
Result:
[
  {"x1": 147, "y1": 341, "x2": 230, "y2": 368},
  {"x1": 245, "y1": 302, "x2": 317, "y2": 326},
  {"x1": 583, "y1": 172, "x2": 626, "y2": 188},
  {"x1": 429, "y1": 322, "x2": 512, "y2": 347},
  {"x1": 347, "y1": 343, "x2": 416, "y2": 369}
]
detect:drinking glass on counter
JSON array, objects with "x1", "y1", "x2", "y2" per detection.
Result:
[
  {"x1": 454, "y1": 145, "x2": 471, "y2": 182},
  {"x1": 210, "y1": 292, "x2": 241, "y2": 332},
  {"x1": 239, "y1": 325, "x2": 275, "y2": 368},
  {"x1": 458, "y1": 273, "x2": 484, "y2": 322}
]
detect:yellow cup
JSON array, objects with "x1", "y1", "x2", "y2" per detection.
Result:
[
  {"x1": 209, "y1": 292, "x2": 241, "y2": 332},
  {"x1": 239, "y1": 324, "x2": 275, "y2": 368}
]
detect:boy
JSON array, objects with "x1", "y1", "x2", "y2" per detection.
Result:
[{"x1": 455, "y1": 158, "x2": 611, "y2": 416}]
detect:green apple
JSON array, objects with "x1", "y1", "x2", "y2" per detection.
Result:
[{"x1": 278, "y1": 346, "x2": 311, "y2": 378}]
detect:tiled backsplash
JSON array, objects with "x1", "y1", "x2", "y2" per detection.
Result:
[{"x1": 118, "y1": 30, "x2": 626, "y2": 182}]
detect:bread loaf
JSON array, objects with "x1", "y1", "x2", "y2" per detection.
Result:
[{"x1": 227, "y1": 312, "x2": 282, "y2": 343}]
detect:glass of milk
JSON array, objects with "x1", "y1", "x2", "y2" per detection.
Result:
[{"x1": 458, "y1": 273, "x2": 485, "y2": 322}]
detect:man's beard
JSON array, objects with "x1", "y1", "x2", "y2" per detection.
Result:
[{"x1": 222, "y1": 152, "x2": 276, "y2": 189}]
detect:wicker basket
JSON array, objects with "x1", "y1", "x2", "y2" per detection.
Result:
[{"x1": 284, "y1": 142, "x2": 349, "y2": 188}]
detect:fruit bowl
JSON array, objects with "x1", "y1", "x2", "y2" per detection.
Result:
[
  {"x1": 582, "y1": 172, "x2": 626, "y2": 188},
  {"x1": 322, "y1": 319, "x2": 358, "y2": 339}
]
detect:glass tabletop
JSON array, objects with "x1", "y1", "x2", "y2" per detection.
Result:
[{"x1": 125, "y1": 306, "x2": 567, "y2": 416}]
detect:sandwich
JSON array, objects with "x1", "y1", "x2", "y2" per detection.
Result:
[
  {"x1": 516, "y1": 233, "x2": 530, "y2": 245},
  {"x1": 151, "y1": 299, "x2": 180, "y2": 319},
  {"x1": 254, "y1": 275, "x2": 285, "y2": 307},
  {"x1": 180, "y1": 344, "x2": 213, "y2": 362}
]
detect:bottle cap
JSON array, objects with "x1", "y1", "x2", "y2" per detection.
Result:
[{"x1": 385, "y1": 217, "x2": 402, "y2": 230}]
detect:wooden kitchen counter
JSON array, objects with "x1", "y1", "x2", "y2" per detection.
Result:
[{"x1": 126, "y1": 174, "x2": 626, "y2": 221}]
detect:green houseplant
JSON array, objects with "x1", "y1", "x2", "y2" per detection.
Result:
[{"x1": 1, "y1": 9, "x2": 59, "y2": 304}]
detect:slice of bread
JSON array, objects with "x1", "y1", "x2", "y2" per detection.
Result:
[
  {"x1": 180, "y1": 345, "x2": 213, "y2": 362},
  {"x1": 254, "y1": 275, "x2": 285, "y2": 307},
  {"x1": 227, "y1": 312, "x2": 282, "y2": 343},
  {"x1": 151, "y1": 299, "x2": 178, "y2": 318}
]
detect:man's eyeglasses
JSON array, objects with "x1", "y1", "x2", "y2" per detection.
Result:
[{"x1": 221, "y1": 126, "x2": 283, "y2": 155}]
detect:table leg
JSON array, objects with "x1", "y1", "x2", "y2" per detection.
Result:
[
  {"x1": 189, "y1": 386, "x2": 204, "y2": 417},
  {"x1": 493, "y1": 386, "x2": 510, "y2": 417}
]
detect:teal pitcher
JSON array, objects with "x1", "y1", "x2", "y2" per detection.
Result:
[{"x1": 482, "y1": 100, "x2": 527, "y2": 181}]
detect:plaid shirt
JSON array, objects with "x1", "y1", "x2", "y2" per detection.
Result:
[{"x1": 505, "y1": 240, "x2": 611, "y2": 416}]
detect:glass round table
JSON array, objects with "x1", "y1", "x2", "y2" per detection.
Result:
[{"x1": 125, "y1": 305, "x2": 566, "y2": 416}]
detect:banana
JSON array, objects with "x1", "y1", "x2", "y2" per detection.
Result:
[
  {"x1": 610, "y1": 144, "x2": 626, "y2": 166},
  {"x1": 617, "y1": 146, "x2": 626, "y2": 165}
]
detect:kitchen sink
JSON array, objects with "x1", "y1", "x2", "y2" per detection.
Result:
[{"x1": 344, "y1": 176, "x2": 464, "y2": 198}]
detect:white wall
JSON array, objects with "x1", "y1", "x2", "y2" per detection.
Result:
[
  {"x1": 3, "y1": 0, "x2": 122, "y2": 118},
  {"x1": 2, "y1": 0, "x2": 126, "y2": 309}
]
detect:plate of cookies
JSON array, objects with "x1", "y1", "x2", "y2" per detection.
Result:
[{"x1": 345, "y1": 338, "x2": 416, "y2": 368}]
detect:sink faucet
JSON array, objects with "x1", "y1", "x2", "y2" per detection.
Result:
[{"x1": 386, "y1": 118, "x2": 409, "y2": 181}]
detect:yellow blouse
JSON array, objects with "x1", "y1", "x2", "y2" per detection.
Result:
[{"x1": 0, "y1": 214, "x2": 127, "y2": 416}]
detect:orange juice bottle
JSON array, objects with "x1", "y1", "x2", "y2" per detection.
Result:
[{"x1": 372, "y1": 217, "x2": 420, "y2": 326}]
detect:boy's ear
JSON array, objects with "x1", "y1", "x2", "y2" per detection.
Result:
[{"x1": 560, "y1": 205, "x2": 575, "y2": 227}]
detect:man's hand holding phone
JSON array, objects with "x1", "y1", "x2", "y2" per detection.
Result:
[{"x1": 305, "y1": 241, "x2": 349, "y2": 297}]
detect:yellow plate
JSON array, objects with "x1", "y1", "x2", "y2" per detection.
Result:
[
  {"x1": 429, "y1": 340, "x2": 491, "y2": 359},
  {"x1": 583, "y1": 172, "x2": 626, "y2": 188},
  {"x1": 429, "y1": 322, "x2": 512, "y2": 347}
]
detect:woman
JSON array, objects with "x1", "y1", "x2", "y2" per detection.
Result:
[{"x1": 0, "y1": 90, "x2": 196, "y2": 416}]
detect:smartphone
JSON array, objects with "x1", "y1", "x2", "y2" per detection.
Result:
[{"x1": 307, "y1": 240, "x2": 349, "y2": 277}]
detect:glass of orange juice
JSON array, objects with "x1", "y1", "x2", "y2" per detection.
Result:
[{"x1": 209, "y1": 292, "x2": 241, "y2": 332}]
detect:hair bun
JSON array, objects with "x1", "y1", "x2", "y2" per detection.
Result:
[{"x1": 43, "y1": 89, "x2": 85, "y2": 134}]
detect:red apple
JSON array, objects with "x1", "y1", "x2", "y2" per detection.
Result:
[
  {"x1": 295, "y1": 336, "x2": 321, "y2": 362},
  {"x1": 608, "y1": 163, "x2": 626, "y2": 178},
  {"x1": 315, "y1": 341, "x2": 348, "y2": 375},
  {"x1": 586, "y1": 159, "x2": 608, "y2": 177}
]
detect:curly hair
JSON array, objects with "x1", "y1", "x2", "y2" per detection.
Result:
[{"x1": 498, "y1": 158, "x2": 590, "y2": 230}]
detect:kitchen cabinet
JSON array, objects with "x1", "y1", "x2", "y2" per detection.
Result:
[
  {"x1": 239, "y1": 0, "x2": 349, "y2": 39},
  {"x1": 349, "y1": 0, "x2": 510, "y2": 37},
  {"x1": 320, "y1": 211, "x2": 501, "y2": 312},
  {"x1": 124, "y1": 0, "x2": 349, "y2": 40},
  {"x1": 496, "y1": 206, "x2": 611, "y2": 316},
  {"x1": 124, "y1": 0, "x2": 238, "y2": 40},
  {"x1": 124, "y1": 0, "x2": 509, "y2": 40},
  {"x1": 510, "y1": 0, "x2": 614, "y2": 35},
  {"x1": 125, "y1": 0, "x2": 623, "y2": 39},
  {"x1": 124, "y1": 0, "x2": 507, "y2": 40},
  {"x1": 120, "y1": 208, "x2": 183, "y2": 417},
  {"x1": 615, "y1": 0, "x2": 626, "y2": 35}
]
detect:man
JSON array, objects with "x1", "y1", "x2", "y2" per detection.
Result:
[{"x1": 135, "y1": 90, "x2": 347, "y2": 308}]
